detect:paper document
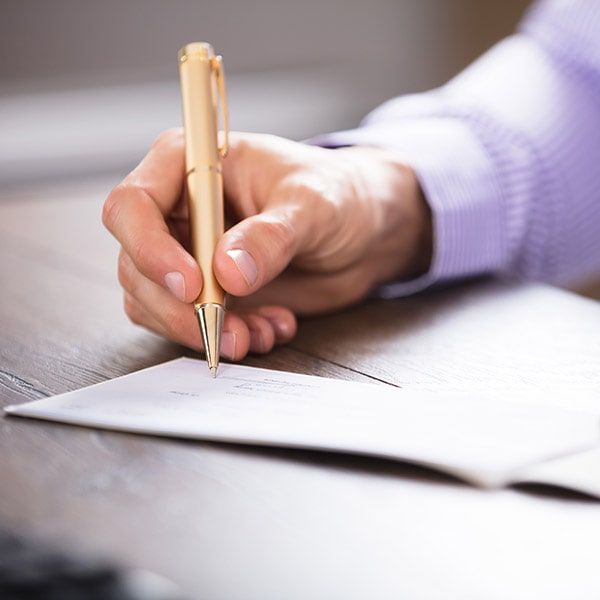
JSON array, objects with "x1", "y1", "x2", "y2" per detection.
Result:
[{"x1": 5, "y1": 358, "x2": 600, "y2": 491}]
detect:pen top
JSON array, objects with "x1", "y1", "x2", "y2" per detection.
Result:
[
  {"x1": 178, "y1": 41, "x2": 229, "y2": 163},
  {"x1": 178, "y1": 42, "x2": 214, "y2": 64}
]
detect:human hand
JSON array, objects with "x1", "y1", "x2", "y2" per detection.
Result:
[{"x1": 102, "y1": 130, "x2": 432, "y2": 360}]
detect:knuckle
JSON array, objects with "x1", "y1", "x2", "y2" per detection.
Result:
[
  {"x1": 123, "y1": 293, "x2": 143, "y2": 326},
  {"x1": 128, "y1": 237, "x2": 148, "y2": 271},
  {"x1": 229, "y1": 132, "x2": 258, "y2": 158},
  {"x1": 102, "y1": 184, "x2": 126, "y2": 231},
  {"x1": 117, "y1": 250, "x2": 133, "y2": 289},
  {"x1": 261, "y1": 216, "x2": 296, "y2": 258},
  {"x1": 117, "y1": 249, "x2": 147, "y2": 302},
  {"x1": 280, "y1": 177, "x2": 342, "y2": 258},
  {"x1": 153, "y1": 127, "x2": 183, "y2": 150},
  {"x1": 290, "y1": 177, "x2": 341, "y2": 225}
]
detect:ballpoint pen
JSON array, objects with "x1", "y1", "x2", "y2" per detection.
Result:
[{"x1": 178, "y1": 42, "x2": 229, "y2": 377}]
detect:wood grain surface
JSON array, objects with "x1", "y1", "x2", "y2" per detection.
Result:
[{"x1": 2, "y1": 178, "x2": 600, "y2": 600}]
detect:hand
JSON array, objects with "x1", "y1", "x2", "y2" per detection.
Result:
[{"x1": 102, "y1": 130, "x2": 432, "y2": 360}]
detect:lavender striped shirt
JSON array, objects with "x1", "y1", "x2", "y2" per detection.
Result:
[{"x1": 315, "y1": 0, "x2": 600, "y2": 297}]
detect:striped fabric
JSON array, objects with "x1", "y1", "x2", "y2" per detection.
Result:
[{"x1": 314, "y1": 0, "x2": 600, "y2": 296}]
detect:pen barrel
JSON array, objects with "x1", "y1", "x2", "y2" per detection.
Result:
[
  {"x1": 178, "y1": 42, "x2": 225, "y2": 308},
  {"x1": 187, "y1": 169, "x2": 225, "y2": 306}
]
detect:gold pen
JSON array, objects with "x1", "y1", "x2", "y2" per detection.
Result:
[{"x1": 178, "y1": 42, "x2": 229, "y2": 377}]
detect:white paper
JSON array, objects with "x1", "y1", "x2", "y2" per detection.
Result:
[{"x1": 5, "y1": 358, "x2": 600, "y2": 489}]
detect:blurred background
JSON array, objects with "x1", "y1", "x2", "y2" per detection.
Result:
[{"x1": 0, "y1": 0, "x2": 531, "y2": 188}]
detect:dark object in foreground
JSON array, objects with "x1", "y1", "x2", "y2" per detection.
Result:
[{"x1": 0, "y1": 529, "x2": 188, "y2": 600}]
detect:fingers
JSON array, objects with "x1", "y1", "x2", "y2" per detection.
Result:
[
  {"x1": 119, "y1": 249, "x2": 296, "y2": 358},
  {"x1": 230, "y1": 304, "x2": 297, "y2": 351},
  {"x1": 118, "y1": 248, "x2": 207, "y2": 347},
  {"x1": 116, "y1": 128, "x2": 187, "y2": 216},
  {"x1": 103, "y1": 129, "x2": 202, "y2": 304}
]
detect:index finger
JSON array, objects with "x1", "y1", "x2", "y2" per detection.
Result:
[
  {"x1": 104, "y1": 128, "x2": 186, "y2": 222},
  {"x1": 102, "y1": 128, "x2": 202, "y2": 303}
]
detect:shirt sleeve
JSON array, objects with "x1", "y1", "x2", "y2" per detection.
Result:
[{"x1": 311, "y1": 0, "x2": 600, "y2": 297}]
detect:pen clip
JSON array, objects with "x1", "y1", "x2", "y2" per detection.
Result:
[{"x1": 211, "y1": 55, "x2": 229, "y2": 158}]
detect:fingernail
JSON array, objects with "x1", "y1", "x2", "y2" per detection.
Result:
[
  {"x1": 164, "y1": 271, "x2": 186, "y2": 302},
  {"x1": 226, "y1": 249, "x2": 258, "y2": 288},
  {"x1": 220, "y1": 330, "x2": 236, "y2": 360}
]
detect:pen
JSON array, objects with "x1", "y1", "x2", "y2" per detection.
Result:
[{"x1": 178, "y1": 42, "x2": 229, "y2": 377}]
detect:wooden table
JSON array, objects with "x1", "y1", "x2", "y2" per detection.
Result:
[{"x1": 2, "y1": 177, "x2": 600, "y2": 599}]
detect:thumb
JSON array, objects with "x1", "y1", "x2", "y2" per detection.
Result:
[{"x1": 214, "y1": 205, "x2": 305, "y2": 297}]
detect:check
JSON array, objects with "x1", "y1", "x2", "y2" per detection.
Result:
[{"x1": 5, "y1": 357, "x2": 600, "y2": 492}]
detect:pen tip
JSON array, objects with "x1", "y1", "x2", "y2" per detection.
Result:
[{"x1": 210, "y1": 366, "x2": 217, "y2": 378}]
